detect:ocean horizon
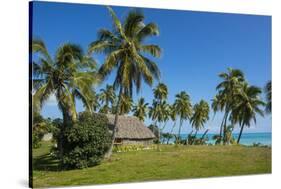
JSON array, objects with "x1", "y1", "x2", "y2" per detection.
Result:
[{"x1": 168, "y1": 132, "x2": 272, "y2": 146}]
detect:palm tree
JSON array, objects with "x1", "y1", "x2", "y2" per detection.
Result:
[
  {"x1": 149, "y1": 83, "x2": 169, "y2": 145},
  {"x1": 153, "y1": 83, "x2": 168, "y2": 102},
  {"x1": 132, "y1": 97, "x2": 149, "y2": 121},
  {"x1": 211, "y1": 94, "x2": 226, "y2": 140},
  {"x1": 167, "y1": 103, "x2": 177, "y2": 144},
  {"x1": 213, "y1": 68, "x2": 245, "y2": 144},
  {"x1": 149, "y1": 100, "x2": 164, "y2": 141},
  {"x1": 32, "y1": 39, "x2": 99, "y2": 159},
  {"x1": 190, "y1": 100, "x2": 210, "y2": 138},
  {"x1": 264, "y1": 81, "x2": 271, "y2": 113},
  {"x1": 88, "y1": 7, "x2": 161, "y2": 157},
  {"x1": 174, "y1": 91, "x2": 193, "y2": 142},
  {"x1": 32, "y1": 39, "x2": 98, "y2": 127},
  {"x1": 231, "y1": 83, "x2": 265, "y2": 144},
  {"x1": 99, "y1": 85, "x2": 116, "y2": 114}
]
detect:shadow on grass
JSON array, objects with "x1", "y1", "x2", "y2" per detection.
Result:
[{"x1": 33, "y1": 153, "x2": 60, "y2": 172}]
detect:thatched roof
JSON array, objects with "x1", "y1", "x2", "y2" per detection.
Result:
[{"x1": 106, "y1": 114, "x2": 155, "y2": 140}]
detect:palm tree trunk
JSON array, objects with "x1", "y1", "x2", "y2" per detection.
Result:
[
  {"x1": 157, "y1": 124, "x2": 161, "y2": 151},
  {"x1": 159, "y1": 121, "x2": 168, "y2": 144},
  {"x1": 177, "y1": 119, "x2": 183, "y2": 144},
  {"x1": 105, "y1": 87, "x2": 122, "y2": 158},
  {"x1": 201, "y1": 129, "x2": 209, "y2": 139},
  {"x1": 59, "y1": 107, "x2": 70, "y2": 166},
  {"x1": 223, "y1": 111, "x2": 229, "y2": 145},
  {"x1": 167, "y1": 121, "x2": 176, "y2": 144},
  {"x1": 237, "y1": 123, "x2": 245, "y2": 144},
  {"x1": 191, "y1": 130, "x2": 198, "y2": 145},
  {"x1": 219, "y1": 113, "x2": 227, "y2": 141}
]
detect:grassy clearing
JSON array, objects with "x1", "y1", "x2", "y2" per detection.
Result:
[{"x1": 32, "y1": 141, "x2": 271, "y2": 188}]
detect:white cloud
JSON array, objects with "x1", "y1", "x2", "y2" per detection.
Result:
[{"x1": 45, "y1": 94, "x2": 57, "y2": 106}]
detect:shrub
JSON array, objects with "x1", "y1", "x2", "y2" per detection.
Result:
[
  {"x1": 32, "y1": 113, "x2": 52, "y2": 148},
  {"x1": 60, "y1": 112, "x2": 111, "y2": 169}
]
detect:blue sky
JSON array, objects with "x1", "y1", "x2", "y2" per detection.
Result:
[{"x1": 32, "y1": 1, "x2": 272, "y2": 134}]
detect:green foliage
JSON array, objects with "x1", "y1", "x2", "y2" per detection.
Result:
[
  {"x1": 161, "y1": 132, "x2": 174, "y2": 144},
  {"x1": 132, "y1": 97, "x2": 149, "y2": 121},
  {"x1": 32, "y1": 39, "x2": 99, "y2": 127},
  {"x1": 58, "y1": 112, "x2": 111, "y2": 169},
  {"x1": 190, "y1": 100, "x2": 210, "y2": 131},
  {"x1": 98, "y1": 85, "x2": 116, "y2": 114},
  {"x1": 153, "y1": 83, "x2": 168, "y2": 101},
  {"x1": 89, "y1": 7, "x2": 161, "y2": 97},
  {"x1": 33, "y1": 142, "x2": 271, "y2": 187},
  {"x1": 32, "y1": 113, "x2": 53, "y2": 148}
]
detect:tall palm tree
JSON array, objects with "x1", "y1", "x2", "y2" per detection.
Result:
[
  {"x1": 132, "y1": 97, "x2": 149, "y2": 121},
  {"x1": 32, "y1": 39, "x2": 99, "y2": 159},
  {"x1": 88, "y1": 7, "x2": 161, "y2": 157},
  {"x1": 149, "y1": 99, "x2": 163, "y2": 143},
  {"x1": 231, "y1": 83, "x2": 265, "y2": 144},
  {"x1": 190, "y1": 100, "x2": 210, "y2": 137},
  {"x1": 213, "y1": 68, "x2": 245, "y2": 144},
  {"x1": 99, "y1": 85, "x2": 116, "y2": 114},
  {"x1": 174, "y1": 91, "x2": 193, "y2": 142},
  {"x1": 150, "y1": 83, "x2": 169, "y2": 145},
  {"x1": 32, "y1": 39, "x2": 98, "y2": 127},
  {"x1": 264, "y1": 81, "x2": 271, "y2": 113}
]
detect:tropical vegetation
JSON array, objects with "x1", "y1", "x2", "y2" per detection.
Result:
[
  {"x1": 31, "y1": 6, "x2": 271, "y2": 187},
  {"x1": 88, "y1": 7, "x2": 162, "y2": 157}
]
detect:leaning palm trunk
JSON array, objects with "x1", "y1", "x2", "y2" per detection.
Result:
[
  {"x1": 105, "y1": 87, "x2": 122, "y2": 158},
  {"x1": 223, "y1": 111, "x2": 230, "y2": 145},
  {"x1": 219, "y1": 113, "x2": 227, "y2": 144},
  {"x1": 201, "y1": 129, "x2": 209, "y2": 139},
  {"x1": 177, "y1": 119, "x2": 183, "y2": 144},
  {"x1": 237, "y1": 123, "x2": 245, "y2": 144},
  {"x1": 167, "y1": 121, "x2": 176, "y2": 144},
  {"x1": 157, "y1": 124, "x2": 161, "y2": 151},
  {"x1": 160, "y1": 121, "x2": 168, "y2": 144}
]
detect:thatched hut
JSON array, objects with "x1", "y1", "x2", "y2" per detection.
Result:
[{"x1": 106, "y1": 114, "x2": 155, "y2": 145}]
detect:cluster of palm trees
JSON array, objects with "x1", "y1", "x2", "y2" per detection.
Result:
[
  {"x1": 32, "y1": 7, "x2": 163, "y2": 157},
  {"x1": 211, "y1": 68, "x2": 271, "y2": 144},
  {"x1": 32, "y1": 6, "x2": 272, "y2": 159},
  {"x1": 93, "y1": 82, "x2": 210, "y2": 146}
]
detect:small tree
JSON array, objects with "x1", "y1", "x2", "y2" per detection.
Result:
[{"x1": 56, "y1": 112, "x2": 111, "y2": 169}]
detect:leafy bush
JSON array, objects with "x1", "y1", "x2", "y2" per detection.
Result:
[
  {"x1": 59, "y1": 112, "x2": 111, "y2": 169},
  {"x1": 32, "y1": 113, "x2": 52, "y2": 148}
]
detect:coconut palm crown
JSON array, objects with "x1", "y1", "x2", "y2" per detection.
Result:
[
  {"x1": 98, "y1": 85, "x2": 116, "y2": 113},
  {"x1": 88, "y1": 7, "x2": 162, "y2": 157},
  {"x1": 174, "y1": 91, "x2": 193, "y2": 140},
  {"x1": 89, "y1": 7, "x2": 161, "y2": 97},
  {"x1": 32, "y1": 39, "x2": 99, "y2": 126},
  {"x1": 190, "y1": 100, "x2": 210, "y2": 132},
  {"x1": 132, "y1": 97, "x2": 149, "y2": 121}
]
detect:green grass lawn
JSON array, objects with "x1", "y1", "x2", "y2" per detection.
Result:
[{"x1": 32, "y1": 141, "x2": 271, "y2": 188}]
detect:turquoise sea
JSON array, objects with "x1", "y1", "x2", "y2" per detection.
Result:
[{"x1": 175, "y1": 132, "x2": 272, "y2": 146}]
